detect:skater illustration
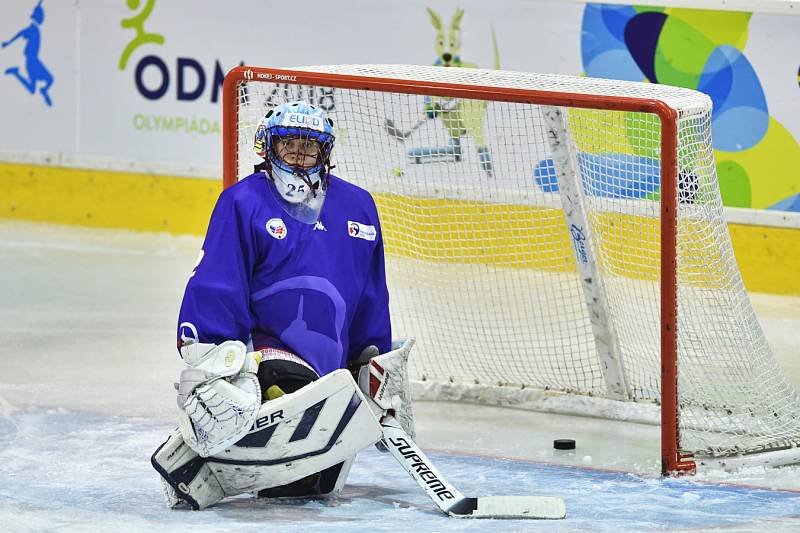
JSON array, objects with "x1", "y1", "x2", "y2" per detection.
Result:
[
  {"x1": 386, "y1": 8, "x2": 499, "y2": 177},
  {"x1": 2, "y1": 0, "x2": 54, "y2": 107},
  {"x1": 118, "y1": 0, "x2": 164, "y2": 70}
]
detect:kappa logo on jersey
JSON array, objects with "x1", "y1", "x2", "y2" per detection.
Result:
[
  {"x1": 314, "y1": 220, "x2": 327, "y2": 231},
  {"x1": 347, "y1": 221, "x2": 377, "y2": 241},
  {"x1": 266, "y1": 218, "x2": 287, "y2": 240}
]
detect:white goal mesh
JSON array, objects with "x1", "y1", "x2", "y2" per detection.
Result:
[{"x1": 227, "y1": 64, "x2": 800, "y2": 469}]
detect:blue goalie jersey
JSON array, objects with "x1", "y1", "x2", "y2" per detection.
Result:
[{"x1": 177, "y1": 172, "x2": 392, "y2": 377}]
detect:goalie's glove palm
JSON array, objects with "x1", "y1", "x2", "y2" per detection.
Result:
[{"x1": 182, "y1": 374, "x2": 260, "y2": 439}]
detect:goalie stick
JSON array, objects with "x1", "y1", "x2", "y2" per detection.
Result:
[
  {"x1": 384, "y1": 117, "x2": 426, "y2": 141},
  {"x1": 380, "y1": 415, "x2": 566, "y2": 520}
]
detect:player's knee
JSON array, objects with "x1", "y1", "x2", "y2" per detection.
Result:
[{"x1": 251, "y1": 352, "x2": 364, "y2": 499}]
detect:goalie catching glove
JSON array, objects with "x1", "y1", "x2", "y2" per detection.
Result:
[{"x1": 175, "y1": 340, "x2": 262, "y2": 457}]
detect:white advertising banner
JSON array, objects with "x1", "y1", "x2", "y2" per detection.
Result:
[
  {"x1": 1, "y1": 0, "x2": 798, "y2": 209},
  {"x1": 1, "y1": 1, "x2": 77, "y2": 157}
]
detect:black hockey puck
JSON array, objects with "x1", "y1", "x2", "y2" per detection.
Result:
[{"x1": 553, "y1": 439, "x2": 576, "y2": 450}]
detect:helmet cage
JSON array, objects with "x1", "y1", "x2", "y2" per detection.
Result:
[{"x1": 266, "y1": 126, "x2": 334, "y2": 193}]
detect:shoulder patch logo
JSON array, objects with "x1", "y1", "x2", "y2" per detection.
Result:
[
  {"x1": 266, "y1": 218, "x2": 287, "y2": 240},
  {"x1": 347, "y1": 220, "x2": 377, "y2": 241}
]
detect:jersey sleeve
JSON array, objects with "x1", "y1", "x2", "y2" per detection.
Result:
[
  {"x1": 347, "y1": 221, "x2": 392, "y2": 360},
  {"x1": 177, "y1": 189, "x2": 258, "y2": 350}
]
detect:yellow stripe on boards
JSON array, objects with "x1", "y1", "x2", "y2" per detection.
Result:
[
  {"x1": 376, "y1": 193, "x2": 664, "y2": 280},
  {"x1": 1, "y1": 163, "x2": 797, "y2": 295},
  {"x1": 375, "y1": 193, "x2": 576, "y2": 272},
  {"x1": 729, "y1": 224, "x2": 800, "y2": 295},
  {"x1": 375, "y1": 193, "x2": 800, "y2": 295},
  {"x1": 0, "y1": 163, "x2": 219, "y2": 235}
]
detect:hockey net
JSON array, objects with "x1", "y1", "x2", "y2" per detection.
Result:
[{"x1": 222, "y1": 64, "x2": 800, "y2": 474}]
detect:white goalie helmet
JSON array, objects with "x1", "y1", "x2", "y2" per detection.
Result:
[{"x1": 254, "y1": 101, "x2": 335, "y2": 223}]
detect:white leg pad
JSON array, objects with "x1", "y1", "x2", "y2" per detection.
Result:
[
  {"x1": 210, "y1": 369, "x2": 381, "y2": 494},
  {"x1": 153, "y1": 369, "x2": 381, "y2": 508},
  {"x1": 151, "y1": 429, "x2": 226, "y2": 510}
]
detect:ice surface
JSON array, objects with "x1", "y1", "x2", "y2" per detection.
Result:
[
  {"x1": 3, "y1": 409, "x2": 800, "y2": 532},
  {"x1": 1, "y1": 220, "x2": 799, "y2": 532}
]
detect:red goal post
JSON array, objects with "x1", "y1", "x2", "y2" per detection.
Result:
[{"x1": 220, "y1": 64, "x2": 800, "y2": 476}]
